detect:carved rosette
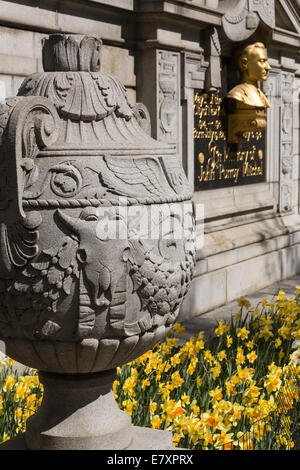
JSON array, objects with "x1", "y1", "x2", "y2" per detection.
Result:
[{"x1": 0, "y1": 34, "x2": 195, "y2": 374}]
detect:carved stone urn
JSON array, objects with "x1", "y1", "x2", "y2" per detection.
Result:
[{"x1": 0, "y1": 34, "x2": 195, "y2": 450}]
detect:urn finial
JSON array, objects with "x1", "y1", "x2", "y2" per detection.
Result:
[{"x1": 42, "y1": 34, "x2": 102, "y2": 72}]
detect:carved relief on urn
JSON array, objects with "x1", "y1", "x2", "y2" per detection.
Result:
[{"x1": 0, "y1": 34, "x2": 196, "y2": 376}]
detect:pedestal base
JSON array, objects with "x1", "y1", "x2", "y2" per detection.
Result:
[
  {"x1": 0, "y1": 369, "x2": 174, "y2": 451},
  {"x1": 0, "y1": 426, "x2": 174, "y2": 450}
]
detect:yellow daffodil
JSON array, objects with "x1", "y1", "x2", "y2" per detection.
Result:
[
  {"x1": 237, "y1": 327, "x2": 250, "y2": 341},
  {"x1": 149, "y1": 400, "x2": 157, "y2": 415},
  {"x1": 171, "y1": 371, "x2": 184, "y2": 388},
  {"x1": 7, "y1": 357, "x2": 16, "y2": 366},
  {"x1": 122, "y1": 399, "x2": 137, "y2": 416},
  {"x1": 151, "y1": 415, "x2": 161, "y2": 429},
  {"x1": 196, "y1": 377, "x2": 202, "y2": 388},
  {"x1": 3, "y1": 375, "x2": 15, "y2": 392},
  {"x1": 141, "y1": 378, "x2": 151, "y2": 390},
  {"x1": 171, "y1": 354, "x2": 181, "y2": 367},
  {"x1": 166, "y1": 338, "x2": 178, "y2": 348},
  {"x1": 252, "y1": 308, "x2": 259, "y2": 317},
  {"x1": 236, "y1": 350, "x2": 245, "y2": 366},
  {"x1": 247, "y1": 351, "x2": 257, "y2": 364},
  {"x1": 190, "y1": 399, "x2": 200, "y2": 415},
  {"x1": 209, "y1": 386, "x2": 223, "y2": 403},
  {"x1": 226, "y1": 335, "x2": 233, "y2": 348},
  {"x1": 215, "y1": 321, "x2": 230, "y2": 336},
  {"x1": 172, "y1": 323, "x2": 185, "y2": 335},
  {"x1": 278, "y1": 325, "x2": 292, "y2": 340},
  {"x1": 122, "y1": 376, "x2": 138, "y2": 397},
  {"x1": 210, "y1": 363, "x2": 221, "y2": 380},
  {"x1": 1, "y1": 432, "x2": 10, "y2": 443},
  {"x1": 246, "y1": 340, "x2": 254, "y2": 350},
  {"x1": 238, "y1": 297, "x2": 251, "y2": 309},
  {"x1": 204, "y1": 350, "x2": 215, "y2": 364},
  {"x1": 277, "y1": 290, "x2": 286, "y2": 301},
  {"x1": 195, "y1": 339, "x2": 205, "y2": 351},
  {"x1": 259, "y1": 326, "x2": 273, "y2": 340}
]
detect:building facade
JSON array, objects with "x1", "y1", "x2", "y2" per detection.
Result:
[{"x1": 1, "y1": 0, "x2": 300, "y2": 321}]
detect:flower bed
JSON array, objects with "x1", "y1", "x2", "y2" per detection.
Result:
[{"x1": 0, "y1": 289, "x2": 299, "y2": 450}]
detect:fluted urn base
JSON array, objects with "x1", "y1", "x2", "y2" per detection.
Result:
[{"x1": 25, "y1": 369, "x2": 132, "y2": 450}]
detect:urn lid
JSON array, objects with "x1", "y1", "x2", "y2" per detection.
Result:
[{"x1": 17, "y1": 34, "x2": 173, "y2": 154}]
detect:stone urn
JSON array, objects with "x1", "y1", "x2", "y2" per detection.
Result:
[{"x1": 0, "y1": 34, "x2": 195, "y2": 450}]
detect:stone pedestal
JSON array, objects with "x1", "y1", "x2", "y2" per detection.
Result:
[
  {"x1": 1, "y1": 369, "x2": 173, "y2": 451},
  {"x1": 25, "y1": 369, "x2": 131, "y2": 450}
]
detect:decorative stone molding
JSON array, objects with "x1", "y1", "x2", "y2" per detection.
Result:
[
  {"x1": 182, "y1": 51, "x2": 207, "y2": 92},
  {"x1": 279, "y1": 70, "x2": 295, "y2": 213},
  {"x1": 221, "y1": 0, "x2": 275, "y2": 41},
  {"x1": 157, "y1": 50, "x2": 181, "y2": 148}
]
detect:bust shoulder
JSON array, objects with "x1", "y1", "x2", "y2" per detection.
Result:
[{"x1": 226, "y1": 83, "x2": 270, "y2": 109}]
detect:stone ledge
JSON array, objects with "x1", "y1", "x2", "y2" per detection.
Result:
[
  {"x1": 179, "y1": 242, "x2": 300, "y2": 320},
  {"x1": 0, "y1": 0, "x2": 126, "y2": 44},
  {"x1": 197, "y1": 214, "x2": 300, "y2": 261}
]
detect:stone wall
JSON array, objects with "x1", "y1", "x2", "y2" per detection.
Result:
[{"x1": 0, "y1": 0, "x2": 136, "y2": 101}]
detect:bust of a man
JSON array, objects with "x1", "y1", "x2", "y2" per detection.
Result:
[{"x1": 226, "y1": 42, "x2": 271, "y2": 109}]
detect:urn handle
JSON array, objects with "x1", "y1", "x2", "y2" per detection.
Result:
[{"x1": 1, "y1": 96, "x2": 59, "y2": 219}]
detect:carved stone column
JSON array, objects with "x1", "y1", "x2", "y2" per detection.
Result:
[
  {"x1": 264, "y1": 67, "x2": 296, "y2": 215},
  {"x1": 279, "y1": 71, "x2": 295, "y2": 214},
  {"x1": 137, "y1": 48, "x2": 182, "y2": 159},
  {"x1": 182, "y1": 50, "x2": 208, "y2": 186}
]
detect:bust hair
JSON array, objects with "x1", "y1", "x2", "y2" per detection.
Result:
[{"x1": 235, "y1": 42, "x2": 266, "y2": 73}]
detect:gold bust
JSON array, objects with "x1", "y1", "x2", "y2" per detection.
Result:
[{"x1": 226, "y1": 42, "x2": 271, "y2": 142}]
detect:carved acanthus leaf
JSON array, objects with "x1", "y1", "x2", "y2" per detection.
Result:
[{"x1": 18, "y1": 72, "x2": 134, "y2": 123}]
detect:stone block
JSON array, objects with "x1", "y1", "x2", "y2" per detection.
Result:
[
  {"x1": 0, "y1": 54, "x2": 38, "y2": 77},
  {"x1": 207, "y1": 249, "x2": 238, "y2": 272},
  {"x1": 0, "y1": 26, "x2": 36, "y2": 58},
  {"x1": 0, "y1": 74, "x2": 12, "y2": 98},
  {"x1": 179, "y1": 269, "x2": 227, "y2": 319},
  {"x1": 226, "y1": 250, "x2": 282, "y2": 302},
  {"x1": 279, "y1": 246, "x2": 297, "y2": 280},
  {"x1": 194, "y1": 258, "x2": 208, "y2": 277},
  {"x1": 102, "y1": 46, "x2": 136, "y2": 87}
]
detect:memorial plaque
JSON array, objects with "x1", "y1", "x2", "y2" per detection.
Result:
[{"x1": 194, "y1": 90, "x2": 266, "y2": 191}]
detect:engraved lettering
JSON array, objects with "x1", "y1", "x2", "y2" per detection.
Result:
[{"x1": 194, "y1": 90, "x2": 266, "y2": 190}]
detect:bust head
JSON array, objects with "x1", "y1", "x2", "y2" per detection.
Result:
[{"x1": 236, "y1": 42, "x2": 271, "y2": 84}]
